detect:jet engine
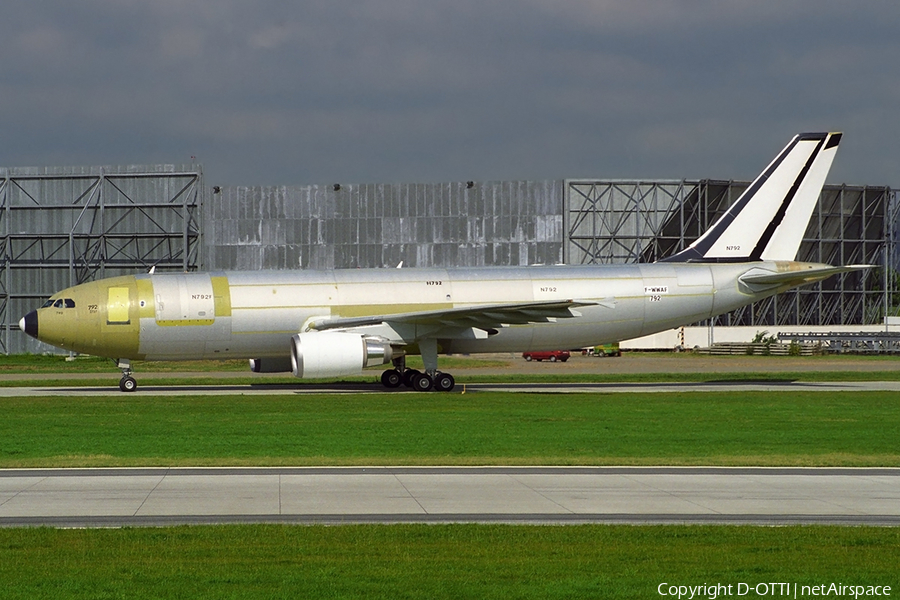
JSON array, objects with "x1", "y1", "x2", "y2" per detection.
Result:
[
  {"x1": 290, "y1": 332, "x2": 393, "y2": 379},
  {"x1": 249, "y1": 357, "x2": 293, "y2": 373}
]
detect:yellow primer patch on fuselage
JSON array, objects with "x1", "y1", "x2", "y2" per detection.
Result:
[
  {"x1": 136, "y1": 277, "x2": 154, "y2": 319},
  {"x1": 156, "y1": 319, "x2": 216, "y2": 327},
  {"x1": 97, "y1": 276, "x2": 142, "y2": 359},
  {"x1": 211, "y1": 275, "x2": 232, "y2": 317}
]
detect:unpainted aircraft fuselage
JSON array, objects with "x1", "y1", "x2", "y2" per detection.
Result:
[{"x1": 33, "y1": 260, "x2": 819, "y2": 361}]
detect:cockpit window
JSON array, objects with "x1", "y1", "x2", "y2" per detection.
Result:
[{"x1": 42, "y1": 298, "x2": 75, "y2": 309}]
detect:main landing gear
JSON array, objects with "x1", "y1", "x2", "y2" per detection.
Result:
[
  {"x1": 381, "y1": 366, "x2": 455, "y2": 392},
  {"x1": 117, "y1": 358, "x2": 137, "y2": 392},
  {"x1": 380, "y1": 349, "x2": 456, "y2": 392}
]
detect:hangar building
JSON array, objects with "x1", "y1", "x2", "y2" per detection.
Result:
[{"x1": 2, "y1": 164, "x2": 895, "y2": 354}]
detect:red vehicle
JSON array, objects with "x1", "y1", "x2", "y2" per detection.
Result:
[{"x1": 522, "y1": 350, "x2": 570, "y2": 362}]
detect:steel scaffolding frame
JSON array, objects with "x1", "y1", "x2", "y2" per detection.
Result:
[
  {"x1": 565, "y1": 180, "x2": 692, "y2": 264},
  {"x1": 0, "y1": 168, "x2": 202, "y2": 354},
  {"x1": 565, "y1": 180, "x2": 897, "y2": 327}
]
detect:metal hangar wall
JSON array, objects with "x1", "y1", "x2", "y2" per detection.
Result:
[{"x1": 203, "y1": 181, "x2": 564, "y2": 271}]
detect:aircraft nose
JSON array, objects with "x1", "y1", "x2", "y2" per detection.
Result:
[{"x1": 20, "y1": 310, "x2": 38, "y2": 339}]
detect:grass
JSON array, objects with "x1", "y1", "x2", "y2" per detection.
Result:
[
  {"x1": 0, "y1": 525, "x2": 897, "y2": 599},
  {"x1": 1, "y1": 391, "x2": 898, "y2": 467},
  {"x1": 2, "y1": 364, "x2": 896, "y2": 597}
]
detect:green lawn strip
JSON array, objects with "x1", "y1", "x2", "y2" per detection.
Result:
[
  {"x1": 0, "y1": 525, "x2": 896, "y2": 599},
  {"x1": 1, "y1": 391, "x2": 898, "y2": 467}
]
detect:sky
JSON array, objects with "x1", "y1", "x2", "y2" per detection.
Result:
[{"x1": 1, "y1": 1, "x2": 897, "y2": 188}]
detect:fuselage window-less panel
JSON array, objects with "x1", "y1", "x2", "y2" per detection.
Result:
[
  {"x1": 107, "y1": 287, "x2": 130, "y2": 324},
  {"x1": 153, "y1": 274, "x2": 216, "y2": 326}
]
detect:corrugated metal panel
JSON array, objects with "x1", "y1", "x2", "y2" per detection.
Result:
[{"x1": 204, "y1": 180, "x2": 565, "y2": 271}]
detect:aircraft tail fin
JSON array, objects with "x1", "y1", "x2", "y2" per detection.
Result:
[{"x1": 662, "y1": 132, "x2": 841, "y2": 263}]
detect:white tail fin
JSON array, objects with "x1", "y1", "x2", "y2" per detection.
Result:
[{"x1": 663, "y1": 132, "x2": 841, "y2": 263}]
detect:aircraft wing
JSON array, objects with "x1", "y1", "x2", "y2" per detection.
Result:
[
  {"x1": 740, "y1": 264, "x2": 873, "y2": 287},
  {"x1": 308, "y1": 299, "x2": 598, "y2": 332}
]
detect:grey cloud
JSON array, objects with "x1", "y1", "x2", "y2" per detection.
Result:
[{"x1": 0, "y1": 1, "x2": 897, "y2": 186}]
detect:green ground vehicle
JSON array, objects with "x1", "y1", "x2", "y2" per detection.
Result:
[{"x1": 589, "y1": 343, "x2": 621, "y2": 357}]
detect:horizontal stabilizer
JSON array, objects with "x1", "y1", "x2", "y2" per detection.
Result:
[{"x1": 740, "y1": 264, "x2": 873, "y2": 287}]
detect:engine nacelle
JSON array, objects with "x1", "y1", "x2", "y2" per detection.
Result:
[
  {"x1": 249, "y1": 357, "x2": 294, "y2": 373},
  {"x1": 290, "y1": 332, "x2": 393, "y2": 379}
]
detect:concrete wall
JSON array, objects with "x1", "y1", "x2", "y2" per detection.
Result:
[{"x1": 623, "y1": 324, "x2": 900, "y2": 350}]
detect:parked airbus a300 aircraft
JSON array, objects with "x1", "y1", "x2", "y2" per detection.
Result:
[{"x1": 21, "y1": 132, "x2": 867, "y2": 392}]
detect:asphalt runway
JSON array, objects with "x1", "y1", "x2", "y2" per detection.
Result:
[
  {"x1": 2, "y1": 467, "x2": 899, "y2": 527},
  {"x1": 2, "y1": 380, "x2": 900, "y2": 396}
]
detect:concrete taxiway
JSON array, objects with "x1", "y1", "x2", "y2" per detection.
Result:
[{"x1": 2, "y1": 467, "x2": 899, "y2": 527}]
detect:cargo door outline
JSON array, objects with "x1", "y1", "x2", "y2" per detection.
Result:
[{"x1": 154, "y1": 275, "x2": 215, "y2": 326}]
